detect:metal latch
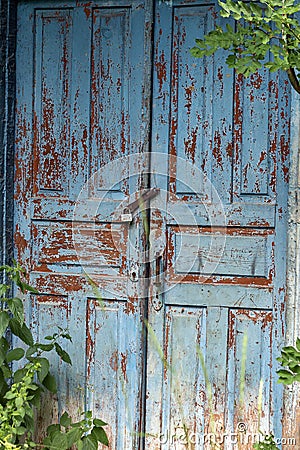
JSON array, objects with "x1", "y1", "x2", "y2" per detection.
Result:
[{"x1": 121, "y1": 187, "x2": 160, "y2": 222}]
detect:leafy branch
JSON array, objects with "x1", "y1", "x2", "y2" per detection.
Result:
[
  {"x1": 276, "y1": 338, "x2": 300, "y2": 384},
  {"x1": 0, "y1": 262, "x2": 109, "y2": 449},
  {"x1": 191, "y1": 0, "x2": 300, "y2": 93}
]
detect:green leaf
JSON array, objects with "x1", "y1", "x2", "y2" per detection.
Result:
[
  {"x1": 81, "y1": 434, "x2": 98, "y2": 450},
  {"x1": 60, "y1": 411, "x2": 71, "y2": 428},
  {"x1": 190, "y1": 47, "x2": 204, "y2": 58},
  {"x1": 86, "y1": 410, "x2": 93, "y2": 419},
  {"x1": 282, "y1": 345, "x2": 300, "y2": 354},
  {"x1": 0, "y1": 283, "x2": 9, "y2": 297},
  {"x1": 46, "y1": 424, "x2": 61, "y2": 437},
  {"x1": 48, "y1": 430, "x2": 69, "y2": 450},
  {"x1": 5, "y1": 390, "x2": 16, "y2": 399},
  {"x1": 0, "y1": 311, "x2": 10, "y2": 336},
  {"x1": 26, "y1": 344, "x2": 39, "y2": 359},
  {"x1": 91, "y1": 427, "x2": 109, "y2": 446},
  {"x1": 13, "y1": 367, "x2": 26, "y2": 383},
  {"x1": 44, "y1": 335, "x2": 55, "y2": 341},
  {"x1": 28, "y1": 385, "x2": 42, "y2": 407},
  {"x1": 93, "y1": 418, "x2": 107, "y2": 427},
  {"x1": 37, "y1": 357, "x2": 50, "y2": 383},
  {"x1": 10, "y1": 318, "x2": 34, "y2": 346},
  {"x1": 277, "y1": 368, "x2": 293, "y2": 378},
  {"x1": 42, "y1": 372, "x2": 57, "y2": 393},
  {"x1": 250, "y1": 2, "x2": 263, "y2": 16},
  {"x1": 7, "y1": 297, "x2": 24, "y2": 324},
  {"x1": 38, "y1": 343, "x2": 55, "y2": 352},
  {"x1": 16, "y1": 426, "x2": 26, "y2": 435},
  {"x1": 54, "y1": 343, "x2": 72, "y2": 365},
  {"x1": 277, "y1": 369, "x2": 294, "y2": 384},
  {"x1": 17, "y1": 279, "x2": 38, "y2": 294},
  {"x1": 15, "y1": 396, "x2": 24, "y2": 408},
  {"x1": 6, "y1": 347, "x2": 25, "y2": 363},
  {"x1": 0, "y1": 369, "x2": 9, "y2": 398},
  {"x1": 0, "y1": 343, "x2": 6, "y2": 365},
  {"x1": 61, "y1": 333, "x2": 72, "y2": 342},
  {"x1": 2, "y1": 364, "x2": 12, "y2": 378},
  {"x1": 66, "y1": 427, "x2": 83, "y2": 447}
]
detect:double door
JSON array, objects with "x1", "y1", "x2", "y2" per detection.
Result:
[{"x1": 15, "y1": 1, "x2": 290, "y2": 448}]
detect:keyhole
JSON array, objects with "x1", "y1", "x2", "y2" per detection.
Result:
[{"x1": 130, "y1": 266, "x2": 138, "y2": 282}]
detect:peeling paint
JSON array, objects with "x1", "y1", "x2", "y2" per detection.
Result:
[{"x1": 14, "y1": 2, "x2": 291, "y2": 447}]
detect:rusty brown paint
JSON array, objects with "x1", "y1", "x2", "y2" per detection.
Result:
[
  {"x1": 249, "y1": 71, "x2": 263, "y2": 90},
  {"x1": 226, "y1": 142, "x2": 233, "y2": 159},
  {"x1": 217, "y1": 67, "x2": 224, "y2": 97},
  {"x1": 124, "y1": 297, "x2": 137, "y2": 316},
  {"x1": 109, "y1": 350, "x2": 118, "y2": 372},
  {"x1": 232, "y1": 74, "x2": 243, "y2": 198},
  {"x1": 184, "y1": 126, "x2": 198, "y2": 164},
  {"x1": 32, "y1": 222, "x2": 123, "y2": 272},
  {"x1": 121, "y1": 111, "x2": 128, "y2": 155},
  {"x1": 169, "y1": 116, "x2": 178, "y2": 194},
  {"x1": 184, "y1": 85, "x2": 194, "y2": 116},
  {"x1": 280, "y1": 135, "x2": 290, "y2": 183},
  {"x1": 169, "y1": 15, "x2": 179, "y2": 195},
  {"x1": 163, "y1": 318, "x2": 170, "y2": 381},
  {"x1": 227, "y1": 310, "x2": 235, "y2": 349},
  {"x1": 86, "y1": 299, "x2": 95, "y2": 378},
  {"x1": 14, "y1": 224, "x2": 29, "y2": 258},
  {"x1": 120, "y1": 352, "x2": 128, "y2": 381},
  {"x1": 155, "y1": 48, "x2": 167, "y2": 92},
  {"x1": 212, "y1": 131, "x2": 223, "y2": 170},
  {"x1": 33, "y1": 273, "x2": 87, "y2": 294}
]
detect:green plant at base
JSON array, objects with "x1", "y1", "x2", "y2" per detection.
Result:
[
  {"x1": 276, "y1": 338, "x2": 300, "y2": 384},
  {"x1": 190, "y1": 0, "x2": 300, "y2": 93},
  {"x1": 0, "y1": 262, "x2": 109, "y2": 449},
  {"x1": 0, "y1": 360, "x2": 43, "y2": 448},
  {"x1": 43, "y1": 411, "x2": 108, "y2": 450},
  {"x1": 253, "y1": 434, "x2": 279, "y2": 450},
  {"x1": 253, "y1": 338, "x2": 300, "y2": 450}
]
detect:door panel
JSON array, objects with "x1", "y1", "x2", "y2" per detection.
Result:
[{"x1": 15, "y1": 1, "x2": 290, "y2": 449}]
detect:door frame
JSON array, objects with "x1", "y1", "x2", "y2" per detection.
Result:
[
  {"x1": 0, "y1": 0, "x2": 16, "y2": 274},
  {"x1": 284, "y1": 88, "x2": 300, "y2": 442},
  {"x1": 1, "y1": 0, "x2": 300, "y2": 442}
]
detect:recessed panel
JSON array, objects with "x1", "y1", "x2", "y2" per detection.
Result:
[
  {"x1": 161, "y1": 306, "x2": 207, "y2": 447},
  {"x1": 226, "y1": 309, "x2": 273, "y2": 438},
  {"x1": 91, "y1": 8, "x2": 131, "y2": 195},
  {"x1": 172, "y1": 229, "x2": 270, "y2": 277},
  {"x1": 32, "y1": 222, "x2": 126, "y2": 274},
  {"x1": 86, "y1": 298, "x2": 142, "y2": 449},
  {"x1": 33, "y1": 10, "x2": 72, "y2": 196}
]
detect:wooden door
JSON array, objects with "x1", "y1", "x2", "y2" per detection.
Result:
[
  {"x1": 15, "y1": 1, "x2": 290, "y2": 448},
  {"x1": 15, "y1": 1, "x2": 152, "y2": 448},
  {"x1": 145, "y1": 2, "x2": 290, "y2": 448}
]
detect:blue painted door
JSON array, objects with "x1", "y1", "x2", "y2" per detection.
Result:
[{"x1": 14, "y1": 0, "x2": 290, "y2": 448}]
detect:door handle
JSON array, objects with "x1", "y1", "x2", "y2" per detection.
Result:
[
  {"x1": 152, "y1": 251, "x2": 164, "y2": 311},
  {"x1": 155, "y1": 252, "x2": 163, "y2": 287}
]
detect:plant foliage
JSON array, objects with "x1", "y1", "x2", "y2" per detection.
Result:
[
  {"x1": 190, "y1": 0, "x2": 300, "y2": 92},
  {"x1": 276, "y1": 338, "x2": 300, "y2": 384},
  {"x1": 253, "y1": 434, "x2": 279, "y2": 449},
  {"x1": 0, "y1": 262, "x2": 109, "y2": 449},
  {"x1": 43, "y1": 411, "x2": 109, "y2": 450}
]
